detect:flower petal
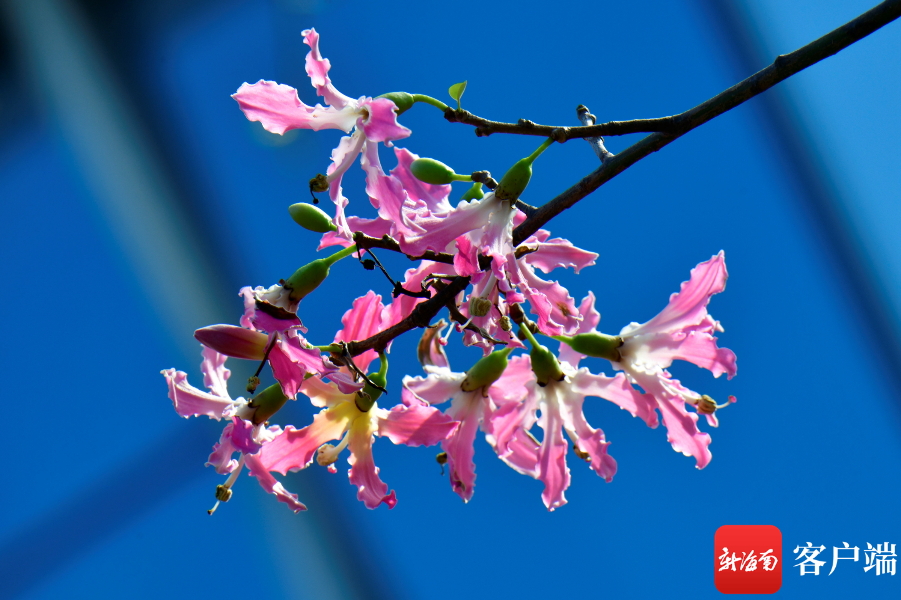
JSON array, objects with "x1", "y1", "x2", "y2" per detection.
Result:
[
  {"x1": 391, "y1": 147, "x2": 452, "y2": 215},
  {"x1": 301, "y1": 28, "x2": 353, "y2": 109},
  {"x1": 206, "y1": 421, "x2": 240, "y2": 475},
  {"x1": 558, "y1": 292, "x2": 602, "y2": 368},
  {"x1": 441, "y1": 394, "x2": 483, "y2": 502},
  {"x1": 643, "y1": 329, "x2": 737, "y2": 380},
  {"x1": 245, "y1": 453, "x2": 307, "y2": 513},
  {"x1": 536, "y1": 387, "x2": 570, "y2": 511},
  {"x1": 259, "y1": 401, "x2": 357, "y2": 474},
  {"x1": 201, "y1": 346, "x2": 232, "y2": 399},
  {"x1": 624, "y1": 251, "x2": 728, "y2": 338},
  {"x1": 162, "y1": 368, "x2": 233, "y2": 420},
  {"x1": 561, "y1": 372, "x2": 618, "y2": 481},
  {"x1": 635, "y1": 372, "x2": 712, "y2": 469},
  {"x1": 232, "y1": 80, "x2": 357, "y2": 134},
  {"x1": 402, "y1": 368, "x2": 465, "y2": 406},
  {"x1": 524, "y1": 237, "x2": 598, "y2": 274},
  {"x1": 348, "y1": 412, "x2": 397, "y2": 509},
  {"x1": 359, "y1": 98, "x2": 411, "y2": 143},
  {"x1": 376, "y1": 402, "x2": 459, "y2": 447},
  {"x1": 571, "y1": 370, "x2": 659, "y2": 428},
  {"x1": 335, "y1": 291, "x2": 385, "y2": 373}
]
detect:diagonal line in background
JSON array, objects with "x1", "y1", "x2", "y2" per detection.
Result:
[{"x1": 700, "y1": 0, "x2": 901, "y2": 415}]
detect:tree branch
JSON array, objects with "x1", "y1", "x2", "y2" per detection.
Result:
[
  {"x1": 512, "y1": 0, "x2": 901, "y2": 245},
  {"x1": 444, "y1": 108, "x2": 677, "y2": 139},
  {"x1": 345, "y1": 276, "x2": 471, "y2": 356},
  {"x1": 353, "y1": 232, "x2": 455, "y2": 265}
]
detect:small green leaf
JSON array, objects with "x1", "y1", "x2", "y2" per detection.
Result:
[{"x1": 448, "y1": 81, "x2": 467, "y2": 110}]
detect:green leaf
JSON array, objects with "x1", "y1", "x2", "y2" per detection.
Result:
[{"x1": 448, "y1": 81, "x2": 467, "y2": 109}]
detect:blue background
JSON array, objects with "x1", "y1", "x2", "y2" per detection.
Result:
[{"x1": 1, "y1": 0, "x2": 900, "y2": 598}]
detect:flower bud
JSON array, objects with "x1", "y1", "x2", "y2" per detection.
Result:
[
  {"x1": 248, "y1": 383, "x2": 290, "y2": 425},
  {"x1": 194, "y1": 325, "x2": 269, "y2": 360},
  {"x1": 552, "y1": 332, "x2": 623, "y2": 362},
  {"x1": 494, "y1": 157, "x2": 532, "y2": 201},
  {"x1": 461, "y1": 347, "x2": 514, "y2": 392},
  {"x1": 529, "y1": 343, "x2": 565, "y2": 387},
  {"x1": 469, "y1": 296, "x2": 492, "y2": 318},
  {"x1": 376, "y1": 91, "x2": 415, "y2": 115},
  {"x1": 289, "y1": 203, "x2": 337, "y2": 233},
  {"x1": 284, "y1": 258, "x2": 331, "y2": 302},
  {"x1": 411, "y1": 158, "x2": 458, "y2": 185}
]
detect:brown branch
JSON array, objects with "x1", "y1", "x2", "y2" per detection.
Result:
[
  {"x1": 444, "y1": 108, "x2": 677, "y2": 139},
  {"x1": 513, "y1": 0, "x2": 901, "y2": 245},
  {"x1": 353, "y1": 232, "x2": 455, "y2": 265},
  {"x1": 345, "y1": 276, "x2": 471, "y2": 356}
]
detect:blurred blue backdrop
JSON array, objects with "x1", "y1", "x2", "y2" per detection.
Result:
[{"x1": 1, "y1": 0, "x2": 899, "y2": 598}]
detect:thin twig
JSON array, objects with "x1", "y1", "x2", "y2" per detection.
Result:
[
  {"x1": 512, "y1": 0, "x2": 901, "y2": 245},
  {"x1": 444, "y1": 108, "x2": 677, "y2": 139}
]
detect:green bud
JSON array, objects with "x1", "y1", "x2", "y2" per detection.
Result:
[
  {"x1": 552, "y1": 332, "x2": 623, "y2": 362},
  {"x1": 461, "y1": 347, "x2": 514, "y2": 392},
  {"x1": 289, "y1": 203, "x2": 337, "y2": 233},
  {"x1": 495, "y1": 157, "x2": 532, "y2": 201},
  {"x1": 411, "y1": 158, "x2": 459, "y2": 185},
  {"x1": 377, "y1": 92, "x2": 415, "y2": 115},
  {"x1": 529, "y1": 342, "x2": 565, "y2": 387},
  {"x1": 461, "y1": 181, "x2": 484, "y2": 201},
  {"x1": 248, "y1": 383, "x2": 290, "y2": 424},
  {"x1": 283, "y1": 258, "x2": 331, "y2": 303},
  {"x1": 356, "y1": 371, "x2": 387, "y2": 412}
]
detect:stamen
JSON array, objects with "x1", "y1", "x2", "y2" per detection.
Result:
[
  {"x1": 436, "y1": 451, "x2": 448, "y2": 475},
  {"x1": 317, "y1": 432, "x2": 350, "y2": 466},
  {"x1": 696, "y1": 394, "x2": 735, "y2": 414},
  {"x1": 207, "y1": 455, "x2": 244, "y2": 515}
]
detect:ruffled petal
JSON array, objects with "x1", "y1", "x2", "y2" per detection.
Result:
[
  {"x1": 524, "y1": 236, "x2": 598, "y2": 274},
  {"x1": 623, "y1": 251, "x2": 728, "y2": 338},
  {"x1": 642, "y1": 329, "x2": 737, "y2": 380},
  {"x1": 397, "y1": 193, "x2": 497, "y2": 258},
  {"x1": 347, "y1": 412, "x2": 397, "y2": 509},
  {"x1": 486, "y1": 354, "x2": 533, "y2": 406},
  {"x1": 232, "y1": 80, "x2": 357, "y2": 134},
  {"x1": 301, "y1": 28, "x2": 353, "y2": 109},
  {"x1": 259, "y1": 401, "x2": 357, "y2": 474},
  {"x1": 335, "y1": 291, "x2": 385, "y2": 373},
  {"x1": 391, "y1": 147, "x2": 452, "y2": 215},
  {"x1": 558, "y1": 292, "x2": 602, "y2": 368},
  {"x1": 301, "y1": 375, "x2": 355, "y2": 407},
  {"x1": 381, "y1": 261, "x2": 456, "y2": 329},
  {"x1": 201, "y1": 346, "x2": 232, "y2": 399},
  {"x1": 441, "y1": 394, "x2": 483, "y2": 502},
  {"x1": 245, "y1": 453, "x2": 307, "y2": 513},
  {"x1": 561, "y1": 371, "x2": 618, "y2": 481},
  {"x1": 633, "y1": 371, "x2": 712, "y2": 468},
  {"x1": 162, "y1": 368, "x2": 233, "y2": 420},
  {"x1": 230, "y1": 417, "x2": 263, "y2": 455},
  {"x1": 359, "y1": 98, "x2": 411, "y2": 143},
  {"x1": 376, "y1": 402, "x2": 459, "y2": 447},
  {"x1": 402, "y1": 369, "x2": 465, "y2": 406},
  {"x1": 206, "y1": 421, "x2": 240, "y2": 475},
  {"x1": 519, "y1": 261, "x2": 581, "y2": 334},
  {"x1": 536, "y1": 386, "x2": 570, "y2": 511},
  {"x1": 571, "y1": 370, "x2": 659, "y2": 428}
]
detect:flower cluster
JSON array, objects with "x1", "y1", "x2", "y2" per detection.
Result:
[{"x1": 162, "y1": 28, "x2": 738, "y2": 513}]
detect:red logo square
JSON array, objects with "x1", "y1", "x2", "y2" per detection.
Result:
[{"x1": 715, "y1": 525, "x2": 782, "y2": 594}]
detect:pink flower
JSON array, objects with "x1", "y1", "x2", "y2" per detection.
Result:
[
  {"x1": 162, "y1": 347, "x2": 307, "y2": 513},
  {"x1": 318, "y1": 147, "x2": 453, "y2": 250},
  {"x1": 259, "y1": 292, "x2": 458, "y2": 508},
  {"x1": 605, "y1": 252, "x2": 738, "y2": 469},
  {"x1": 402, "y1": 336, "x2": 526, "y2": 502},
  {"x1": 232, "y1": 29, "x2": 411, "y2": 245},
  {"x1": 239, "y1": 286, "x2": 357, "y2": 398},
  {"x1": 487, "y1": 353, "x2": 648, "y2": 511},
  {"x1": 458, "y1": 230, "x2": 598, "y2": 353}
]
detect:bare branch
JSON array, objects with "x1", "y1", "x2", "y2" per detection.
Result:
[
  {"x1": 512, "y1": 0, "x2": 901, "y2": 245},
  {"x1": 353, "y1": 232, "x2": 455, "y2": 264},
  {"x1": 444, "y1": 108, "x2": 677, "y2": 139}
]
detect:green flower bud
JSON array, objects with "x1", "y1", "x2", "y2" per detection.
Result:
[
  {"x1": 529, "y1": 342, "x2": 565, "y2": 387},
  {"x1": 289, "y1": 203, "x2": 337, "y2": 233},
  {"x1": 552, "y1": 332, "x2": 623, "y2": 362},
  {"x1": 411, "y1": 158, "x2": 459, "y2": 185},
  {"x1": 377, "y1": 92, "x2": 415, "y2": 115},
  {"x1": 284, "y1": 258, "x2": 331, "y2": 303},
  {"x1": 248, "y1": 383, "x2": 290, "y2": 425},
  {"x1": 494, "y1": 157, "x2": 533, "y2": 201},
  {"x1": 461, "y1": 347, "x2": 514, "y2": 392}
]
